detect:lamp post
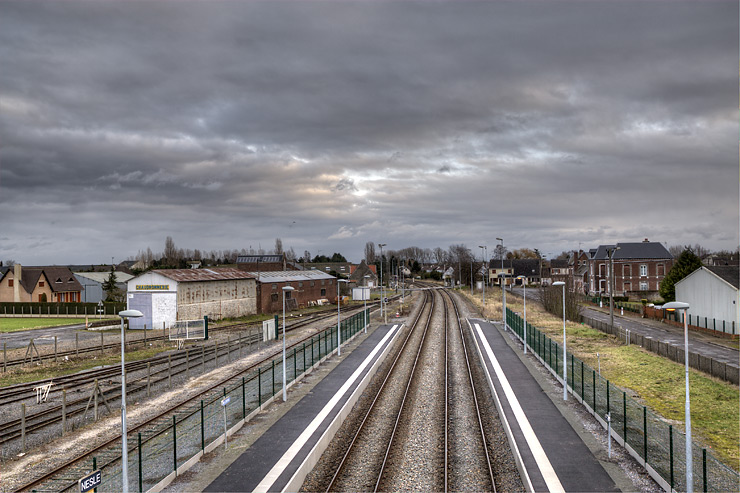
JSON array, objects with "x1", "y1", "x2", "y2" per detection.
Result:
[
  {"x1": 478, "y1": 245, "x2": 487, "y2": 306},
  {"x1": 663, "y1": 301, "x2": 693, "y2": 493},
  {"x1": 606, "y1": 246, "x2": 621, "y2": 328},
  {"x1": 337, "y1": 279, "x2": 349, "y2": 355},
  {"x1": 118, "y1": 309, "x2": 143, "y2": 493},
  {"x1": 496, "y1": 238, "x2": 506, "y2": 330},
  {"x1": 517, "y1": 275, "x2": 527, "y2": 354},
  {"x1": 378, "y1": 243, "x2": 386, "y2": 323},
  {"x1": 364, "y1": 275, "x2": 370, "y2": 333},
  {"x1": 281, "y1": 286, "x2": 294, "y2": 402},
  {"x1": 552, "y1": 281, "x2": 567, "y2": 400}
]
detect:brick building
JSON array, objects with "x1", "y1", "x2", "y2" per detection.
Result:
[
  {"x1": 0, "y1": 264, "x2": 83, "y2": 303},
  {"x1": 588, "y1": 240, "x2": 673, "y2": 299},
  {"x1": 249, "y1": 271, "x2": 337, "y2": 313},
  {"x1": 236, "y1": 254, "x2": 299, "y2": 273}
]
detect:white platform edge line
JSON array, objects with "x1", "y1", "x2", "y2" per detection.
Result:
[
  {"x1": 254, "y1": 324, "x2": 401, "y2": 493},
  {"x1": 474, "y1": 322, "x2": 565, "y2": 493},
  {"x1": 466, "y1": 318, "x2": 535, "y2": 493},
  {"x1": 282, "y1": 323, "x2": 404, "y2": 492}
]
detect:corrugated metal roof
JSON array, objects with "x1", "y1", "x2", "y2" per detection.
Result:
[
  {"x1": 248, "y1": 270, "x2": 336, "y2": 283},
  {"x1": 74, "y1": 271, "x2": 135, "y2": 283},
  {"x1": 152, "y1": 268, "x2": 256, "y2": 282}
]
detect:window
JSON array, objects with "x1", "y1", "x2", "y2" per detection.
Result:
[
  {"x1": 298, "y1": 282, "x2": 303, "y2": 287},
  {"x1": 624, "y1": 282, "x2": 631, "y2": 292},
  {"x1": 321, "y1": 280, "x2": 325, "y2": 286},
  {"x1": 271, "y1": 293, "x2": 278, "y2": 302},
  {"x1": 599, "y1": 264, "x2": 605, "y2": 277},
  {"x1": 640, "y1": 281, "x2": 648, "y2": 291},
  {"x1": 285, "y1": 290, "x2": 292, "y2": 299},
  {"x1": 657, "y1": 264, "x2": 665, "y2": 276},
  {"x1": 623, "y1": 265, "x2": 631, "y2": 277},
  {"x1": 56, "y1": 278, "x2": 62, "y2": 283},
  {"x1": 321, "y1": 288, "x2": 326, "y2": 297},
  {"x1": 311, "y1": 281, "x2": 315, "y2": 287},
  {"x1": 8, "y1": 279, "x2": 12, "y2": 287},
  {"x1": 639, "y1": 264, "x2": 647, "y2": 276},
  {"x1": 39, "y1": 281, "x2": 44, "y2": 287},
  {"x1": 272, "y1": 284, "x2": 277, "y2": 290}
]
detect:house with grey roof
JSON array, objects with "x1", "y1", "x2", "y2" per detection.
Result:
[
  {"x1": 0, "y1": 264, "x2": 84, "y2": 303},
  {"x1": 588, "y1": 239, "x2": 673, "y2": 299}
]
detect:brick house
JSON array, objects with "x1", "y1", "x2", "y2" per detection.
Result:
[
  {"x1": 0, "y1": 264, "x2": 84, "y2": 303},
  {"x1": 348, "y1": 260, "x2": 378, "y2": 287},
  {"x1": 588, "y1": 240, "x2": 673, "y2": 299},
  {"x1": 249, "y1": 270, "x2": 337, "y2": 313}
]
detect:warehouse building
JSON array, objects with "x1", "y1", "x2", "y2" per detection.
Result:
[
  {"x1": 250, "y1": 270, "x2": 337, "y2": 313},
  {"x1": 126, "y1": 268, "x2": 257, "y2": 330},
  {"x1": 675, "y1": 265, "x2": 739, "y2": 334}
]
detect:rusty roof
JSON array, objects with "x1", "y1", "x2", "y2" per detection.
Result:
[{"x1": 152, "y1": 268, "x2": 256, "y2": 282}]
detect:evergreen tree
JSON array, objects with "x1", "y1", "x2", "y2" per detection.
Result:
[
  {"x1": 660, "y1": 248, "x2": 702, "y2": 302},
  {"x1": 102, "y1": 266, "x2": 122, "y2": 302}
]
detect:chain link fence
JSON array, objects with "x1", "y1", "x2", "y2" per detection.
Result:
[{"x1": 507, "y1": 308, "x2": 739, "y2": 492}]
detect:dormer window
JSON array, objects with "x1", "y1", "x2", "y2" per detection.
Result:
[
  {"x1": 56, "y1": 278, "x2": 62, "y2": 283},
  {"x1": 68, "y1": 278, "x2": 74, "y2": 283},
  {"x1": 39, "y1": 281, "x2": 44, "y2": 287}
]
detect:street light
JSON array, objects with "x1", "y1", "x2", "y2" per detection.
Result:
[
  {"x1": 118, "y1": 309, "x2": 143, "y2": 493},
  {"x1": 337, "y1": 279, "x2": 349, "y2": 356},
  {"x1": 478, "y1": 245, "x2": 486, "y2": 306},
  {"x1": 281, "y1": 286, "x2": 295, "y2": 402},
  {"x1": 364, "y1": 275, "x2": 370, "y2": 334},
  {"x1": 552, "y1": 281, "x2": 567, "y2": 401},
  {"x1": 496, "y1": 238, "x2": 506, "y2": 330},
  {"x1": 663, "y1": 301, "x2": 693, "y2": 493},
  {"x1": 606, "y1": 246, "x2": 621, "y2": 328},
  {"x1": 378, "y1": 244, "x2": 387, "y2": 324},
  {"x1": 517, "y1": 275, "x2": 527, "y2": 355}
]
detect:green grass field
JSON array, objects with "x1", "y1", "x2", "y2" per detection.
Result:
[{"x1": 0, "y1": 318, "x2": 90, "y2": 333}]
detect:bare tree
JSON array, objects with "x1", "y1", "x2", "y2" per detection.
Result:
[
  {"x1": 540, "y1": 277, "x2": 582, "y2": 321},
  {"x1": 164, "y1": 236, "x2": 177, "y2": 266},
  {"x1": 274, "y1": 238, "x2": 284, "y2": 255},
  {"x1": 286, "y1": 247, "x2": 297, "y2": 261},
  {"x1": 364, "y1": 241, "x2": 376, "y2": 264},
  {"x1": 303, "y1": 250, "x2": 311, "y2": 263}
]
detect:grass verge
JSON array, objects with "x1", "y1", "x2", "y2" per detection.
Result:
[
  {"x1": 0, "y1": 318, "x2": 93, "y2": 333},
  {"x1": 460, "y1": 287, "x2": 740, "y2": 470}
]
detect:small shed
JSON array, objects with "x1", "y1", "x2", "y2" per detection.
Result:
[
  {"x1": 249, "y1": 271, "x2": 337, "y2": 313},
  {"x1": 675, "y1": 266, "x2": 739, "y2": 332}
]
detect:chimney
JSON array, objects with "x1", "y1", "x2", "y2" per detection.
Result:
[
  {"x1": 643, "y1": 238, "x2": 649, "y2": 243},
  {"x1": 13, "y1": 263, "x2": 21, "y2": 302}
]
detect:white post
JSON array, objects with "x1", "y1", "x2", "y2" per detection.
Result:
[
  {"x1": 120, "y1": 316, "x2": 128, "y2": 493},
  {"x1": 523, "y1": 282, "x2": 527, "y2": 355},
  {"x1": 337, "y1": 280, "x2": 342, "y2": 356},
  {"x1": 684, "y1": 311, "x2": 693, "y2": 493},
  {"x1": 562, "y1": 282, "x2": 567, "y2": 401},
  {"x1": 282, "y1": 291, "x2": 287, "y2": 402}
]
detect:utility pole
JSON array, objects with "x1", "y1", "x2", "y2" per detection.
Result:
[{"x1": 607, "y1": 246, "x2": 620, "y2": 328}]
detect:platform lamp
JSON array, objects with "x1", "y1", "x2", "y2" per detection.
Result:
[
  {"x1": 516, "y1": 275, "x2": 527, "y2": 354},
  {"x1": 496, "y1": 238, "x2": 506, "y2": 330},
  {"x1": 378, "y1": 243, "x2": 386, "y2": 322},
  {"x1": 337, "y1": 279, "x2": 349, "y2": 356},
  {"x1": 281, "y1": 286, "x2": 295, "y2": 402},
  {"x1": 364, "y1": 275, "x2": 371, "y2": 333},
  {"x1": 663, "y1": 301, "x2": 693, "y2": 493},
  {"x1": 552, "y1": 281, "x2": 567, "y2": 400},
  {"x1": 118, "y1": 309, "x2": 143, "y2": 493}
]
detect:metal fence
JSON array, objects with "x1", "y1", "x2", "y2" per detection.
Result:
[
  {"x1": 74, "y1": 308, "x2": 370, "y2": 492},
  {"x1": 506, "y1": 308, "x2": 739, "y2": 492}
]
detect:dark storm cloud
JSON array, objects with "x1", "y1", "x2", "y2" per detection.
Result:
[{"x1": 0, "y1": 1, "x2": 736, "y2": 264}]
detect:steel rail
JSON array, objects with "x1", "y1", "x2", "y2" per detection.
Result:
[
  {"x1": 14, "y1": 303, "x2": 377, "y2": 493},
  {"x1": 444, "y1": 289, "x2": 496, "y2": 492},
  {"x1": 324, "y1": 289, "x2": 432, "y2": 493},
  {"x1": 374, "y1": 289, "x2": 437, "y2": 492}
]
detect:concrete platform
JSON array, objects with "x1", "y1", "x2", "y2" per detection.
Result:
[
  {"x1": 469, "y1": 317, "x2": 622, "y2": 492},
  {"x1": 204, "y1": 322, "x2": 404, "y2": 493}
]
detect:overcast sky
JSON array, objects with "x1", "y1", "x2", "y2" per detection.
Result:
[{"x1": 1, "y1": 0, "x2": 737, "y2": 265}]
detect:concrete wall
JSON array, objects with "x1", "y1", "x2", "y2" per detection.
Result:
[
  {"x1": 676, "y1": 268, "x2": 738, "y2": 330},
  {"x1": 177, "y1": 279, "x2": 257, "y2": 320}
]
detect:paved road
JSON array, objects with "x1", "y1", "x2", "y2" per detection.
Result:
[{"x1": 510, "y1": 287, "x2": 739, "y2": 371}]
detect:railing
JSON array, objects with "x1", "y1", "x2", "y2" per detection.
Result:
[
  {"x1": 506, "y1": 307, "x2": 739, "y2": 492},
  {"x1": 72, "y1": 308, "x2": 370, "y2": 492}
]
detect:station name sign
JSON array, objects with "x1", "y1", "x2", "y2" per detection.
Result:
[
  {"x1": 136, "y1": 284, "x2": 170, "y2": 291},
  {"x1": 78, "y1": 469, "x2": 101, "y2": 492}
]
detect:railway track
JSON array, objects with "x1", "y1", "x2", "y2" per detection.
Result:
[
  {"x1": 0, "y1": 303, "x2": 381, "y2": 370},
  {"x1": 0, "y1": 303, "x2": 376, "y2": 461},
  {"x1": 12, "y1": 300, "x2": 381, "y2": 493},
  {"x1": 322, "y1": 287, "x2": 497, "y2": 492}
]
